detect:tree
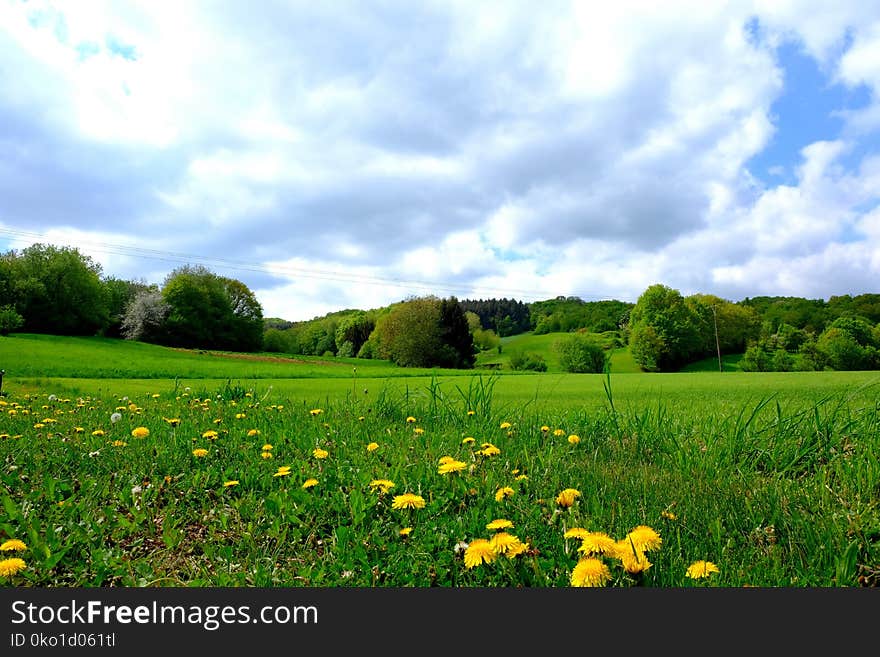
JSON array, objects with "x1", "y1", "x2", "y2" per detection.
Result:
[
  {"x1": 554, "y1": 333, "x2": 608, "y2": 373},
  {"x1": 120, "y1": 289, "x2": 169, "y2": 342},
  {"x1": 436, "y1": 297, "x2": 476, "y2": 368},
  {"x1": 335, "y1": 312, "x2": 375, "y2": 357},
  {"x1": 0, "y1": 305, "x2": 24, "y2": 336},
  {"x1": 629, "y1": 284, "x2": 701, "y2": 371},
  {"x1": 102, "y1": 277, "x2": 154, "y2": 338}
]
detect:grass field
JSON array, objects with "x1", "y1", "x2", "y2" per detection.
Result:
[
  {"x1": 475, "y1": 331, "x2": 641, "y2": 373},
  {"x1": 1, "y1": 334, "x2": 879, "y2": 588}
]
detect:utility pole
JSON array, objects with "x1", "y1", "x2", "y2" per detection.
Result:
[{"x1": 711, "y1": 306, "x2": 723, "y2": 372}]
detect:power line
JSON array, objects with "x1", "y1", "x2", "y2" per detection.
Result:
[{"x1": 0, "y1": 225, "x2": 619, "y2": 302}]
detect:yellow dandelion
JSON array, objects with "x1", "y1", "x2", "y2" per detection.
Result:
[
  {"x1": 577, "y1": 532, "x2": 618, "y2": 556},
  {"x1": 515, "y1": 474, "x2": 529, "y2": 481},
  {"x1": 466, "y1": 410, "x2": 475, "y2": 416},
  {"x1": 486, "y1": 518, "x2": 514, "y2": 531},
  {"x1": 413, "y1": 427, "x2": 425, "y2": 435},
  {"x1": 462, "y1": 436, "x2": 475, "y2": 445},
  {"x1": 686, "y1": 561, "x2": 720, "y2": 579},
  {"x1": 302, "y1": 478, "x2": 319, "y2": 489},
  {"x1": 399, "y1": 527, "x2": 413, "y2": 537},
  {"x1": 262, "y1": 443, "x2": 273, "y2": 451},
  {"x1": 91, "y1": 429, "x2": 105, "y2": 437},
  {"x1": 479, "y1": 443, "x2": 500, "y2": 457},
  {"x1": 438, "y1": 460, "x2": 468, "y2": 475},
  {"x1": 247, "y1": 429, "x2": 260, "y2": 437},
  {"x1": 563, "y1": 527, "x2": 591, "y2": 540},
  {"x1": 614, "y1": 541, "x2": 652, "y2": 574},
  {"x1": 369, "y1": 479, "x2": 395, "y2": 494},
  {"x1": 151, "y1": 393, "x2": 160, "y2": 399},
  {"x1": 626, "y1": 525, "x2": 663, "y2": 552},
  {"x1": 464, "y1": 539, "x2": 498, "y2": 568},
  {"x1": 490, "y1": 532, "x2": 524, "y2": 556},
  {"x1": 438, "y1": 456, "x2": 455, "y2": 465},
  {"x1": 495, "y1": 486, "x2": 515, "y2": 502},
  {"x1": 202, "y1": 430, "x2": 219, "y2": 440},
  {"x1": 0, "y1": 539, "x2": 27, "y2": 552},
  {"x1": 571, "y1": 558, "x2": 612, "y2": 587},
  {"x1": 192, "y1": 448, "x2": 209, "y2": 458},
  {"x1": 0, "y1": 558, "x2": 27, "y2": 577},
  {"x1": 131, "y1": 426, "x2": 150, "y2": 439},
  {"x1": 164, "y1": 417, "x2": 180, "y2": 426},
  {"x1": 223, "y1": 480, "x2": 240, "y2": 487},
  {"x1": 366, "y1": 442, "x2": 379, "y2": 452},
  {"x1": 391, "y1": 493, "x2": 426, "y2": 510},
  {"x1": 568, "y1": 434, "x2": 580, "y2": 445},
  {"x1": 111, "y1": 440, "x2": 127, "y2": 447},
  {"x1": 553, "y1": 428, "x2": 566, "y2": 437},
  {"x1": 312, "y1": 447, "x2": 329, "y2": 459},
  {"x1": 273, "y1": 466, "x2": 292, "y2": 477},
  {"x1": 73, "y1": 427, "x2": 84, "y2": 434},
  {"x1": 405, "y1": 416, "x2": 416, "y2": 423},
  {"x1": 261, "y1": 451, "x2": 273, "y2": 459},
  {"x1": 661, "y1": 510, "x2": 677, "y2": 521},
  {"x1": 555, "y1": 488, "x2": 581, "y2": 508},
  {"x1": 235, "y1": 413, "x2": 247, "y2": 420},
  {"x1": 499, "y1": 421, "x2": 512, "y2": 430},
  {"x1": 309, "y1": 409, "x2": 323, "y2": 416}
]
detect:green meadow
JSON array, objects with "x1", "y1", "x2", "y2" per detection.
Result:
[{"x1": 1, "y1": 334, "x2": 879, "y2": 588}]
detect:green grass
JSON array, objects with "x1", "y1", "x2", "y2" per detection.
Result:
[
  {"x1": 1, "y1": 334, "x2": 879, "y2": 588},
  {"x1": 475, "y1": 331, "x2": 640, "y2": 373}
]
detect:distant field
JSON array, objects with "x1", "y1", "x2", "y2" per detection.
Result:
[{"x1": 475, "y1": 331, "x2": 640, "y2": 373}]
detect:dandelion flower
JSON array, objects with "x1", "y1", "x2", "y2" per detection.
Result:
[
  {"x1": 366, "y1": 442, "x2": 379, "y2": 452},
  {"x1": 369, "y1": 479, "x2": 395, "y2": 494},
  {"x1": 223, "y1": 480, "x2": 240, "y2": 487},
  {"x1": 235, "y1": 413, "x2": 247, "y2": 420},
  {"x1": 405, "y1": 416, "x2": 416, "y2": 423},
  {"x1": 479, "y1": 443, "x2": 500, "y2": 457},
  {"x1": 110, "y1": 412, "x2": 122, "y2": 424},
  {"x1": 247, "y1": 429, "x2": 260, "y2": 437},
  {"x1": 399, "y1": 527, "x2": 413, "y2": 537},
  {"x1": 568, "y1": 434, "x2": 580, "y2": 445},
  {"x1": 490, "y1": 532, "x2": 524, "y2": 556},
  {"x1": 131, "y1": 427, "x2": 150, "y2": 439},
  {"x1": 273, "y1": 466, "x2": 292, "y2": 477},
  {"x1": 686, "y1": 561, "x2": 720, "y2": 579},
  {"x1": 0, "y1": 539, "x2": 26, "y2": 552},
  {"x1": 515, "y1": 474, "x2": 529, "y2": 481},
  {"x1": 312, "y1": 448, "x2": 329, "y2": 459},
  {"x1": 391, "y1": 493, "x2": 426, "y2": 510},
  {"x1": 540, "y1": 425, "x2": 550, "y2": 433},
  {"x1": 486, "y1": 519, "x2": 514, "y2": 531},
  {"x1": 577, "y1": 532, "x2": 617, "y2": 556},
  {"x1": 413, "y1": 427, "x2": 425, "y2": 435},
  {"x1": 261, "y1": 451, "x2": 273, "y2": 459},
  {"x1": 111, "y1": 440, "x2": 127, "y2": 447},
  {"x1": 192, "y1": 448, "x2": 209, "y2": 458},
  {"x1": 571, "y1": 558, "x2": 611, "y2": 587},
  {"x1": 91, "y1": 429, "x2": 105, "y2": 437},
  {"x1": 556, "y1": 488, "x2": 581, "y2": 508},
  {"x1": 302, "y1": 478, "x2": 319, "y2": 489},
  {"x1": 309, "y1": 409, "x2": 323, "y2": 416},
  {"x1": 164, "y1": 417, "x2": 181, "y2": 426},
  {"x1": 438, "y1": 460, "x2": 468, "y2": 475},
  {"x1": 202, "y1": 430, "x2": 219, "y2": 440},
  {"x1": 462, "y1": 437, "x2": 475, "y2": 445},
  {"x1": 0, "y1": 558, "x2": 26, "y2": 577},
  {"x1": 464, "y1": 539, "x2": 498, "y2": 568},
  {"x1": 466, "y1": 410, "x2": 475, "y2": 416},
  {"x1": 661, "y1": 510, "x2": 677, "y2": 521},
  {"x1": 626, "y1": 525, "x2": 663, "y2": 552},
  {"x1": 495, "y1": 486, "x2": 515, "y2": 502},
  {"x1": 614, "y1": 541, "x2": 652, "y2": 574},
  {"x1": 564, "y1": 528, "x2": 591, "y2": 540},
  {"x1": 262, "y1": 444, "x2": 273, "y2": 451},
  {"x1": 499, "y1": 421, "x2": 512, "y2": 430},
  {"x1": 553, "y1": 428, "x2": 566, "y2": 437}
]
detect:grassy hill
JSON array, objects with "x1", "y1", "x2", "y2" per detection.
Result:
[{"x1": 474, "y1": 331, "x2": 641, "y2": 373}]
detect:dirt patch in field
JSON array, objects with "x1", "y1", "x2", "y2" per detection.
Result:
[{"x1": 171, "y1": 348, "x2": 344, "y2": 367}]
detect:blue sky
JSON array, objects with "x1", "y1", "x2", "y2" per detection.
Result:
[{"x1": 1, "y1": 1, "x2": 880, "y2": 321}]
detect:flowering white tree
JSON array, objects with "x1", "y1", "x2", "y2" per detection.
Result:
[{"x1": 120, "y1": 289, "x2": 169, "y2": 342}]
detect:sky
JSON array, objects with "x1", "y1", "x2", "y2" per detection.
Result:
[{"x1": 1, "y1": 0, "x2": 880, "y2": 322}]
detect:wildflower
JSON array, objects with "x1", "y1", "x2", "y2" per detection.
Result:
[
  {"x1": 91, "y1": 429, "x2": 105, "y2": 437},
  {"x1": 73, "y1": 427, "x2": 84, "y2": 434},
  {"x1": 111, "y1": 440, "x2": 127, "y2": 447},
  {"x1": 625, "y1": 525, "x2": 663, "y2": 552},
  {"x1": 0, "y1": 539, "x2": 27, "y2": 552},
  {"x1": 438, "y1": 460, "x2": 468, "y2": 475},
  {"x1": 438, "y1": 456, "x2": 455, "y2": 465},
  {"x1": 247, "y1": 429, "x2": 260, "y2": 437},
  {"x1": 405, "y1": 416, "x2": 416, "y2": 423},
  {"x1": 556, "y1": 488, "x2": 581, "y2": 508},
  {"x1": 302, "y1": 478, "x2": 319, "y2": 489},
  {"x1": 577, "y1": 532, "x2": 617, "y2": 556},
  {"x1": 262, "y1": 444, "x2": 273, "y2": 451},
  {"x1": 614, "y1": 540, "x2": 652, "y2": 574},
  {"x1": 223, "y1": 480, "x2": 240, "y2": 487},
  {"x1": 540, "y1": 425, "x2": 550, "y2": 433},
  {"x1": 151, "y1": 393, "x2": 160, "y2": 399},
  {"x1": 479, "y1": 443, "x2": 500, "y2": 457},
  {"x1": 486, "y1": 519, "x2": 514, "y2": 531},
  {"x1": 553, "y1": 428, "x2": 566, "y2": 437},
  {"x1": 467, "y1": 410, "x2": 475, "y2": 416},
  {"x1": 235, "y1": 413, "x2": 247, "y2": 420},
  {"x1": 399, "y1": 527, "x2": 413, "y2": 537},
  {"x1": 490, "y1": 532, "x2": 524, "y2": 556},
  {"x1": 312, "y1": 448, "x2": 329, "y2": 459},
  {"x1": 192, "y1": 448, "x2": 209, "y2": 458},
  {"x1": 564, "y1": 528, "x2": 591, "y2": 540},
  {"x1": 571, "y1": 558, "x2": 612, "y2": 587},
  {"x1": 661, "y1": 510, "x2": 677, "y2": 521},
  {"x1": 464, "y1": 539, "x2": 497, "y2": 568},
  {"x1": 515, "y1": 474, "x2": 529, "y2": 481},
  {"x1": 273, "y1": 466, "x2": 292, "y2": 477},
  {"x1": 0, "y1": 558, "x2": 27, "y2": 577},
  {"x1": 110, "y1": 412, "x2": 122, "y2": 424},
  {"x1": 202, "y1": 430, "x2": 219, "y2": 440},
  {"x1": 33, "y1": 423, "x2": 45, "y2": 429},
  {"x1": 366, "y1": 442, "x2": 379, "y2": 452},
  {"x1": 391, "y1": 493, "x2": 426, "y2": 510},
  {"x1": 413, "y1": 427, "x2": 425, "y2": 435},
  {"x1": 309, "y1": 409, "x2": 323, "y2": 416},
  {"x1": 495, "y1": 486, "x2": 515, "y2": 502},
  {"x1": 369, "y1": 479, "x2": 395, "y2": 494},
  {"x1": 261, "y1": 451, "x2": 273, "y2": 459},
  {"x1": 462, "y1": 437, "x2": 475, "y2": 445},
  {"x1": 499, "y1": 421, "x2": 512, "y2": 430},
  {"x1": 686, "y1": 561, "x2": 720, "y2": 579},
  {"x1": 568, "y1": 434, "x2": 580, "y2": 445},
  {"x1": 164, "y1": 418, "x2": 181, "y2": 426},
  {"x1": 131, "y1": 427, "x2": 150, "y2": 439}
]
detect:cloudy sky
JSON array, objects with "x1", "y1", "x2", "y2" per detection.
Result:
[{"x1": 2, "y1": 0, "x2": 879, "y2": 321}]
